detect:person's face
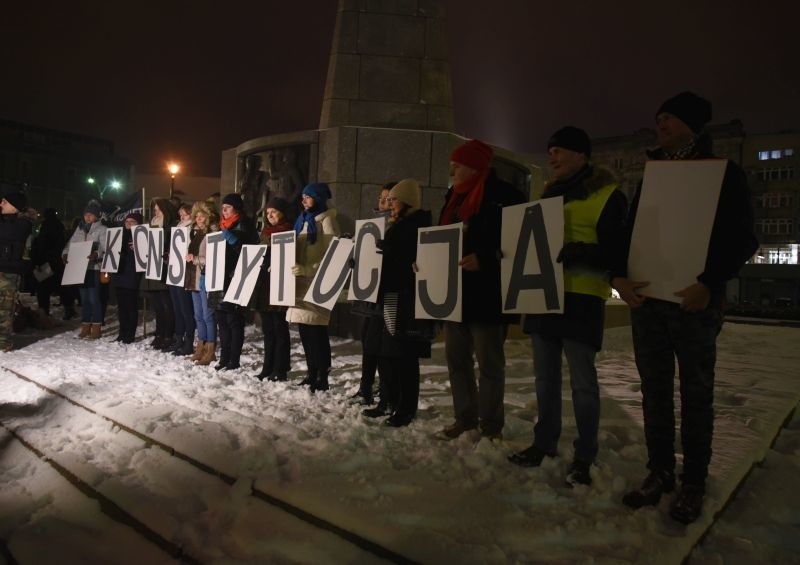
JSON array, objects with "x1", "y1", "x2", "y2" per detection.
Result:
[
  {"x1": 179, "y1": 208, "x2": 191, "y2": 222},
  {"x1": 449, "y1": 161, "x2": 477, "y2": 185},
  {"x1": 388, "y1": 195, "x2": 405, "y2": 219},
  {"x1": 266, "y1": 207, "x2": 284, "y2": 226},
  {"x1": 124, "y1": 217, "x2": 138, "y2": 229},
  {"x1": 153, "y1": 204, "x2": 163, "y2": 218},
  {"x1": 0, "y1": 199, "x2": 17, "y2": 214},
  {"x1": 656, "y1": 112, "x2": 694, "y2": 153},
  {"x1": 221, "y1": 203, "x2": 235, "y2": 219},
  {"x1": 301, "y1": 194, "x2": 315, "y2": 210},
  {"x1": 377, "y1": 189, "x2": 391, "y2": 212},
  {"x1": 195, "y1": 212, "x2": 208, "y2": 228},
  {"x1": 84, "y1": 212, "x2": 97, "y2": 224},
  {"x1": 548, "y1": 146, "x2": 588, "y2": 181}
]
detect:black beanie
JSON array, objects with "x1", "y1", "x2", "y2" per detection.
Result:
[
  {"x1": 84, "y1": 199, "x2": 102, "y2": 217},
  {"x1": 547, "y1": 126, "x2": 592, "y2": 158},
  {"x1": 656, "y1": 91, "x2": 712, "y2": 133},
  {"x1": 266, "y1": 196, "x2": 292, "y2": 219},
  {"x1": 3, "y1": 191, "x2": 27, "y2": 212},
  {"x1": 222, "y1": 192, "x2": 244, "y2": 211}
]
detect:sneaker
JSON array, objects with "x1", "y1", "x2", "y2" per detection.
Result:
[
  {"x1": 669, "y1": 483, "x2": 705, "y2": 524},
  {"x1": 565, "y1": 460, "x2": 592, "y2": 487},
  {"x1": 438, "y1": 421, "x2": 478, "y2": 440},
  {"x1": 507, "y1": 445, "x2": 554, "y2": 468},
  {"x1": 622, "y1": 469, "x2": 675, "y2": 509}
]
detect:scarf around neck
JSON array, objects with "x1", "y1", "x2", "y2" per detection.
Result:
[
  {"x1": 294, "y1": 209, "x2": 322, "y2": 244},
  {"x1": 219, "y1": 212, "x2": 240, "y2": 230},
  {"x1": 439, "y1": 169, "x2": 488, "y2": 226},
  {"x1": 261, "y1": 220, "x2": 292, "y2": 242}
]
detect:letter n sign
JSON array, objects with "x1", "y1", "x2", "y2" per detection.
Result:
[{"x1": 500, "y1": 198, "x2": 564, "y2": 314}]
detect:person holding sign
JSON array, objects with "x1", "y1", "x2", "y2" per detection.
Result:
[
  {"x1": 111, "y1": 212, "x2": 143, "y2": 344},
  {"x1": 438, "y1": 139, "x2": 525, "y2": 441},
  {"x1": 166, "y1": 203, "x2": 197, "y2": 356},
  {"x1": 210, "y1": 193, "x2": 258, "y2": 371},
  {"x1": 508, "y1": 127, "x2": 627, "y2": 487},
  {"x1": 0, "y1": 191, "x2": 32, "y2": 351},
  {"x1": 287, "y1": 183, "x2": 339, "y2": 392},
  {"x1": 614, "y1": 93, "x2": 757, "y2": 524},
  {"x1": 184, "y1": 200, "x2": 219, "y2": 366},
  {"x1": 141, "y1": 198, "x2": 178, "y2": 350},
  {"x1": 63, "y1": 199, "x2": 107, "y2": 340},
  {"x1": 362, "y1": 179, "x2": 432, "y2": 427},
  {"x1": 249, "y1": 197, "x2": 293, "y2": 381}
]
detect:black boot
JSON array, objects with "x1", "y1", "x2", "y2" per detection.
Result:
[
  {"x1": 164, "y1": 334, "x2": 183, "y2": 353},
  {"x1": 298, "y1": 371, "x2": 317, "y2": 387},
  {"x1": 669, "y1": 483, "x2": 705, "y2": 524},
  {"x1": 268, "y1": 373, "x2": 288, "y2": 382},
  {"x1": 362, "y1": 401, "x2": 390, "y2": 418},
  {"x1": 622, "y1": 469, "x2": 675, "y2": 509},
  {"x1": 311, "y1": 369, "x2": 329, "y2": 393},
  {"x1": 174, "y1": 334, "x2": 194, "y2": 355}
]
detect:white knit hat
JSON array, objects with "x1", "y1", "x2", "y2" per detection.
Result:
[{"x1": 389, "y1": 178, "x2": 421, "y2": 210}]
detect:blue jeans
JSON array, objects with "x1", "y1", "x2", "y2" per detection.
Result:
[
  {"x1": 191, "y1": 289, "x2": 216, "y2": 342},
  {"x1": 79, "y1": 271, "x2": 102, "y2": 323},
  {"x1": 531, "y1": 334, "x2": 599, "y2": 463}
]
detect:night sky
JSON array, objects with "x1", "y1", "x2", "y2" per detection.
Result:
[{"x1": 3, "y1": 0, "x2": 798, "y2": 177}]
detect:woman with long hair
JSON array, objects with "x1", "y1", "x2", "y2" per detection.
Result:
[{"x1": 184, "y1": 200, "x2": 219, "y2": 365}]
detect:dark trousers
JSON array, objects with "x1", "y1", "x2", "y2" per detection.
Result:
[
  {"x1": 631, "y1": 299, "x2": 722, "y2": 486},
  {"x1": 169, "y1": 285, "x2": 195, "y2": 340},
  {"x1": 148, "y1": 290, "x2": 174, "y2": 338},
  {"x1": 36, "y1": 270, "x2": 62, "y2": 314},
  {"x1": 217, "y1": 308, "x2": 245, "y2": 366},
  {"x1": 358, "y1": 315, "x2": 382, "y2": 396},
  {"x1": 115, "y1": 287, "x2": 139, "y2": 341},
  {"x1": 261, "y1": 310, "x2": 290, "y2": 375},
  {"x1": 298, "y1": 323, "x2": 331, "y2": 374},
  {"x1": 378, "y1": 355, "x2": 420, "y2": 419}
]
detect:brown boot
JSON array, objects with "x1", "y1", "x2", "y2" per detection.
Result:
[
  {"x1": 89, "y1": 323, "x2": 102, "y2": 340},
  {"x1": 78, "y1": 323, "x2": 91, "y2": 338},
  {"x1": 196, "y1": 341, "x2": 216, "y2": 366},
  {"x1": 189, "y1": 341, "x2": 205, "y2": 362}
]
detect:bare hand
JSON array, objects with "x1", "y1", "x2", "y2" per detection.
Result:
[
  {"x1": 459, "y1": 253, "x2": 480, "y2": 272},
  {"x1": 674, "y1": 282, "x2": 710, "y2": 312},
  {"x1": 185, "y1": 253, "x2": 194, "y2": 263},
  {"x1": 612, "y1": 277, "x2": 649, "y2": 308},
  {"x1": 411, "y1": 262, "x2": 419, "y2": 273},
  {"x1": 88, "y1": 251, "x2": 98, "y2": 262}
]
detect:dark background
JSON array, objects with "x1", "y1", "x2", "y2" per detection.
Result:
[{"x1": 2, "y1": 0, "x2": 798, "y2": 176}]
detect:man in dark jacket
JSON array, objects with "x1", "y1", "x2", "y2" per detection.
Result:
[
  {"x1": 508, "y1": 127, "x2": 627, "y2": 487},
  {"x1": 438, "y1": 139, "x2": 525, "y2": 440},
  {"x1": 613, "y1": 92, "x2": 758, "y2": 524},
  {"x1": 0, "y1": 191, "x2": 33, "y2": 351}
]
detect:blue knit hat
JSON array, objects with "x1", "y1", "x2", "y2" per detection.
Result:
[{"x1": 302, "y1": 183, "x2": 332, "y2": 206}]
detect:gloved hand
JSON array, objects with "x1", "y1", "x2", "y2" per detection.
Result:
[
  {"x1": 556, "y1": 242, "x2": 601, "y2": 269},
  {"x1": 221, "y1": 229, "x2": 239, "y2": 245},
  {"x1": 347, "y1": 257, "x2": 356, "y2": 269},
  {"x1": 374, "y1": 239, "x2": 385, "y2": 254},
  {"x1": 291, "y1": 264, "x2": 305, "y2": 277}
]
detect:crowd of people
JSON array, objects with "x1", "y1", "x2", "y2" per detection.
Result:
[{"x1": 0, "y1": 91, "x2": 758, "y2": 526}]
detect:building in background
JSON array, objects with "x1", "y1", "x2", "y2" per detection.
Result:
[{"x1": 0, "y1": 119, "x2": 132, "y2": 221}]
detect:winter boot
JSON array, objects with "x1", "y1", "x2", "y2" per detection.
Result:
[
  {"x1": 165, "y1": 334, "x2": 183, "y2": 353},
  {"x1": 268, "y1": 372, "x2": 288, "y2": 382},
  {"x1": 177, "y1": 334, "x2": 195, "y2": 355},
  {"x1": 669, "y1": 483, "x2": 705, "y2": 524},
  {"x1": 78, "y1": 323, "x2": 91, "y2": 338},
  {"x1": 197, "y1": 342, "x2": 216, "y2": 366},
  {"x1": 622, "y1": 469, "x2": 675, "y2": 509},
  {"x1": 189, "y1": 341, "x2": 205, "y2": 362},
  {"x1": 89, "y1": 323, "x2": 102, "y2": 340},
  {"x1": 311, "y1": 369, "x2": 329, "y2": 393},
  {"x1": 298, "y1": 371, "x2": 317, "y2": 387}
]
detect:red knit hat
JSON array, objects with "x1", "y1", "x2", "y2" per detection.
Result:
[{"x1": 450, "y1": 139, "x2": 493, "y2": 171}]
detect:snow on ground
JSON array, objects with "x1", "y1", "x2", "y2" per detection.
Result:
[{"x1": 0, "y1": 318, "x2": 798, "y2": 563}]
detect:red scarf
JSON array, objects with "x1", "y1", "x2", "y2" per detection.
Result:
[
  {"x1": 260, "y1": 221, "x2": 292, "y2": 242},
  {"x1": 219, "y1": 212, "x2": 240, "y2": 230},
  {"x1": 439, "y1": 169, "x2": 488, "y2": 225}
]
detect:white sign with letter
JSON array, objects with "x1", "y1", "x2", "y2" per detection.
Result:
[
  {"x1": 348, "y1": 217, "x2": 386, "y2": 303},
  {"x1": 415, "y1": 223, "x2": 462, "y2": 322},
  {"x1": 304, "y1": 237, "x2": 355, "y2": 311},
  {"x1": 270, "y1": 231, "x2": 296, "y2": 307}
]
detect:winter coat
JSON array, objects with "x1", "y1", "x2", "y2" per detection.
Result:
[
  {"x1": 612, "y1": 133, "x2": 758, "y2": 306},
  {"x1": 286, "y1": 207, "x2": 339, "y2": 325},
  {"x1": 524, "y1": 165, "x2": 628, "y2": 350},
  {"x1": 64, "y1": 220, "x2": 107, "y2": 272},
  {"x1": 31, "y1": 215, "x2": 65, "y2": 274},
  {"x1": 378, "y1": 208, "x2": 433, "y2": 359},
  {"x1": 439, "y1": 169, "x2": 526, "y2": 324},
  {"x1": 208, "y1": 215, "x2": 259, "y2": 311},
  {"x1": 111, "y1": 229, "x2": 141, "y2": 290},
  {"x1": 0, "y1": 214, "x2": 32, "y2": 274}
]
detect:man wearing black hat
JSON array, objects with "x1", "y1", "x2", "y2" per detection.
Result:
[
  {"x1": 0, "y1": 191, "x2": 33, "y2": 350},
  {"x1": 507, "y1": 127, "x2": 627, "y2": 487},
  {"x1": 613, "y1": 92, "x2": 757, "y2": 524}
]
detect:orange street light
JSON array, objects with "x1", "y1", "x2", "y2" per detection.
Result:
[{"x1": 167, "y1": 162, "x2": 180, "y2": 198}]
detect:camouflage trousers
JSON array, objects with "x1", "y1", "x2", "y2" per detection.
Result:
[
  {"x1": 631, "y1": 298, "x2": 723, "y2": 486},
  {"x1": 0, "y1": 272, "x2": 20, "y2": 352}
]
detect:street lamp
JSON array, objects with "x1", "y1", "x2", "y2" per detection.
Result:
[{"x1": 167, "y1": 162, "x2": 180, "y2": 199}]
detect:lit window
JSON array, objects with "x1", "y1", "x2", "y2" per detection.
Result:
[
  {"x1": 785, "y1": 148, "x2": 795, "y2": 157},
  {"x1": 758, "y1": 151, "x2": 770, "y2": 160},
  {"x1": 771, "y1": 150, "x2": 782, "y2": 159}
]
